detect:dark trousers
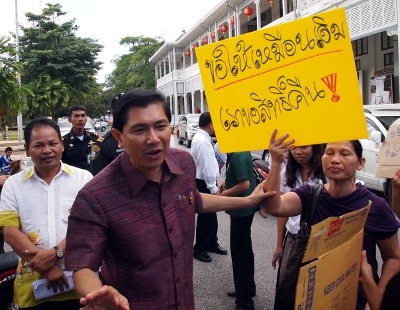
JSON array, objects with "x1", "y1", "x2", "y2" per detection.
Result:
[
  {"x1": 230, "y1": 214, "x2": 256, "y2": 310},
  {"x1": 193, "y1": 179, "x2": 218, "y2": 254},
  {"x1": 20, "y1": 299, "x2": 81, "y2": 310}
]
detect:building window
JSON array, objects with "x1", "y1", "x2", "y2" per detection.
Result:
[
  {"x1": 355, "y1": 59, "x2": 361, "y2": 71},
  {"x1": 384, "y1": 52, "x2": 394, "y2": 66},
  {"x1": 247, "y1": 25, "x2": 257, "y2": 32},
  {"x1": 381, "y1": 32, "x2": 395, "y2": 50},
  {"x1": 351, "y1": 38, "x2": 368, "y2": 56}
]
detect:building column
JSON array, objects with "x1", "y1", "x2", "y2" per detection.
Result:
[
  {"x1": 191, "y1": 92, "x2": 196, "y2": 113},
  {"x1": 184, "y1": 93, "x2": 188, "y2": 114},
  {"x1": 200, "y1": 90, "x2": 204, "y2": 112},
  {"x1": 255, "y1": 0, "x2": 261, "y2": 30}
]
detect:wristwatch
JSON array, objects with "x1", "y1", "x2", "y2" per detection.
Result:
[{"x1": 53, "y1": 245, "x2": 64, "y2": 258}]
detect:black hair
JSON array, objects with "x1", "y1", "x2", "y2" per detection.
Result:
[
  {"x1": 322, "y1": 140, "x2": 363, "y2": 160},
  {"x1": 111, "y1": 93, "x2": 125, "y2": 111},
  {"x1": 350, "y1": 140, "x2": 363, "y2": 160},
  {"x1": 68, "y1": 105, "x2": 86, "y2": 117},
  {"x1": 285, "y1": 144, "x2": 325, "y2": 188},
  {"x1": 5, "y1": 147, "x2": 12, "y2": 153},
  {"x1": 199, "y1": 112, "x2": 212, "y2": 128},
  {"x1": 24, "y1": 118, "x2": 62, "y2": 147},
  {"x1": 112, "y1": 88, "x2": 171, "y2": 132}
]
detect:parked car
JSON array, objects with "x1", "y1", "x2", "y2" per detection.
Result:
[
  {"x1": 176, "y1": 114, "x2": 201, "y2": 148},
  {"x1": 57, "y1": 117, "x2": 97, "y2": 137},
  {"x1": 93, "y1": 120, "x2": 109, "y2": 132},
  {"x1": 356, "y1": 104, "x2": 400, "y2": 199}
]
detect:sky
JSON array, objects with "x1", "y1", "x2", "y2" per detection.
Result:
[{"x1": 0, "y1": 0, "x2": 221, "y2": 83}]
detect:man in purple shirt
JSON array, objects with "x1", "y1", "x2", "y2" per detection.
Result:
[{"x1": 65, "y1": 88, "x2": 273, "y2": 310}]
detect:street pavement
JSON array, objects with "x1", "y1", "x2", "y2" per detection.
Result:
[{"x1": 173, "y1": 136, "x2": 278, "y2": 310}]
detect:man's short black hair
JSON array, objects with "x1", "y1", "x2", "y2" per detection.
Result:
[
  {"x1": 111, "y1": 93, "x2": 125, "y2": 111},
  {"x1": 113, "y1": 88, "x2": 171, "y2": 132},
  {"x1": 68, "y1": 105, "x2": 86, "y2": 117},
  {"x1": 5, "y1": 147, "x2": 13, "y2": 153},
  {"x1": 199, "y1": 112, "x2": 212, "y2": 128},
  {"x1": 24, "y1": 118, "x2": 62, "y2": 147}
]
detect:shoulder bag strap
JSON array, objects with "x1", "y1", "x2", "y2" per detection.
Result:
[{"x1": 300, "y1": 184, "x2": 323, "y2": 225}]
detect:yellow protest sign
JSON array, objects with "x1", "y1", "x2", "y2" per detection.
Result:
[{"x1": 196, "y1": 8, "x2": 367, "y2": 153}]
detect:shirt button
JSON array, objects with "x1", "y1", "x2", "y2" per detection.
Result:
[
  {"x1": 162, "y1": 203, "x2": 167, "y2": 208},
  {"x1": 176, "y1": 278, "x2": 180, "y2": 284},
  {"x1": 173, "y1": 253, "x2": 178, "y2": 259},
  {"x1": 169, "y1": 228, "x2": 173, "y2": 233}
]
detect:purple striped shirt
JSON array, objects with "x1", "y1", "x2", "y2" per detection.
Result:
[{"x1": 65, "y1": 149, "x2": 202, "y2": 309}]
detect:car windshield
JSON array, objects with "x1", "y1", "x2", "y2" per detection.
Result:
[
  {"x1": 188, "y1": 115, "x2": 200, "y2": 124},
  {"x1": 376, "y1": 116, "x2": 399, "y2": 130}
]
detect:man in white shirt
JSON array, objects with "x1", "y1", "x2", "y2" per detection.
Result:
[
  {"x1": 0, "y1": 118, "x2": 92, "y2": 309},
  {"x1": 191, "y1": 112, "x2": 227, "y2": 263}
]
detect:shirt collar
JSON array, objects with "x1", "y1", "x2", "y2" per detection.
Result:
[
  {"x1": 23, "y1": 162, "x2": 74, "y2": 181},
  {"x1": 120, "y1": 151, "x2": 184, "y2": 197},
  {"x1": 196, "y1": 128, "x2": 211, "y2": 140}
]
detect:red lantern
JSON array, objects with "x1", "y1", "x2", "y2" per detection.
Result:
[
  {"x1": 184, "y1": 50, "x2": 190, "y2": 58},
  {"x1": 230, "y1": 16, "x2": 235, "y2": 25},
  {"x1": 202, "y1": 36, "x2": 208, "y2": 45},
  {"x1": 219, "y1": 24, "x2": 228, "y2": 34},
  {"x1": 243, "y1": 6, "x2": 254, "y2": 21},
  {"x1": 210, "y1": 31, "x2": 216, "y2": 39},
  {"x1": 192, "y1": 43, "x2": 199, "y2": 50}
]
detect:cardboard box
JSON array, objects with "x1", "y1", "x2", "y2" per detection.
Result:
[
  {"x1": 295, "y1": 204, "x2": 370, "y2": 309},
  {"x1": 376, "y1": 118, "x2": 400, "y2": 178}
]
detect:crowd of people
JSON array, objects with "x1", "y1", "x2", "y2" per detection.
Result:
[{"x1": 0, "y1": 87, "x2": 399, "y2": 310}]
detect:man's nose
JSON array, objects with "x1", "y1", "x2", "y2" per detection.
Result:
[{"x1": 147, "y1": 128, "x2": 160, "y2": 143}]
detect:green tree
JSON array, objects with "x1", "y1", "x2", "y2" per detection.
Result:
[
  {"x1": 19, "y1": 3, "x2": 103, "y2": 118},
  {"x1": 0, "y1": 37, "x2": 23, "y2": 129},
  {"x1": 25, "y1": 75, "x2": 69, "y2": 118},
  {"x1": 106, "y1": 36, "x2": 164, "y2": 92}
]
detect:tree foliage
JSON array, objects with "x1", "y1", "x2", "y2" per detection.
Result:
[
  {"x1": 0, "y1": 37, "x2": 23, "y2": 128},
  {"x1": 106, "y1": 36, "x2": 164, "y2": 93},
  {"x1": 19, "y1": 3, "x2": 103, "y2": 118}
]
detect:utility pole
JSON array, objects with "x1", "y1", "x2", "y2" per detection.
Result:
[{"x1": 15, "y1": 0, "x2": 23, "y2": 143}]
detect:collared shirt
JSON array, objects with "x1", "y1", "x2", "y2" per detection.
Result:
[
  {"x1": 280, "y1": 167, "x2": 325, "y2": 234},
  {"x1": 65, "y1": 149, "x2": 203, "y2": 309},
  {"x1": 191, "y1": 128, "x2": 219, "y2": 194},
  {"x1": 62, "y1": 129, "x2": 97, "y2": 170},
  {"x1": 0, "y1": 163, "x2": 92, "y2": 308},
  {"x1": 0, "y1": 154, "x2": 12, "y2": 175}
]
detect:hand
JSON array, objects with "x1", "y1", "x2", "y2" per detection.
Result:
[
  {"x1": 247, "y1": 181, "x2": 276, "y2": 206},
  {"x1": 272, "y1": 246, "x2": 283, "y2": 269},
  {"x1": 218, "y1": 182, "x2": 225, "y2": 195},
  {"x1": 392, "y1": 169, "x2": 400, "y2": 189},
  {"x1": 359, "y1": 250, "x2": 374, "y2": 285},
  {"x1": 43, "y1": 265, "x2": 69, "y2": 293},
  {"x1": 80, "y1": 285, "x2": 130, "y2": 310},
  {"x1": 269, "y1": 130, "x2": 295, "y2": 165},
  {"x1": 26, "y1": 248, "x2": 57, "y2": 274}
]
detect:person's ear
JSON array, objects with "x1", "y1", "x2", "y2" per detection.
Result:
[
  {"x1": 357, "y1": 157, "x2": 366, "y2": 171},
  {"x1": 112, "y1": 128, "x2": 124, "y2": 148},
  {"x1": 24, "y1": 144, "x2": 30, "y2": 157}
]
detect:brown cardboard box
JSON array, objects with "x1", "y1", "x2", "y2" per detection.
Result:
[
  {"x1": 295, "y1": 204, "x2": 370, "y2": 309},
  {"x1": 376, "y1": 118, "x2": 400, "y2": 178}
]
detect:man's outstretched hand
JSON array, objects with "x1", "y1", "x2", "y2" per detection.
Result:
[{"x1": 80, "y1": 285, "x2": 129, "y2": 310}]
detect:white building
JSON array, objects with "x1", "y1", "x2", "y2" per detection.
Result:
[{"x1": 150, "y1": 0, "x2": 399, "y2": 124}]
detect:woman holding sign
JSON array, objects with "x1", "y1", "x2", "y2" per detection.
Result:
[{"x1": 261, "y1": 131, "x2": 400, "y2": 310}]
